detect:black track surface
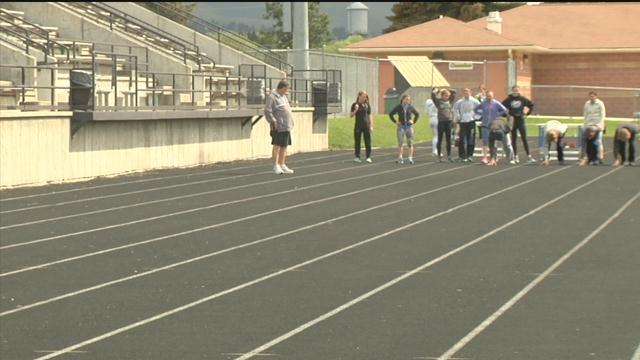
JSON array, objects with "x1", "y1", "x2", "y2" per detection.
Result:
[{"x1": 1, "y1": 142, "x2": 638, "y2": 360}]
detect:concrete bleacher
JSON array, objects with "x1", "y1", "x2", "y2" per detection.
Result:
[{"x1": 0, "y1": 2, "x2": 253, "y2": 111}]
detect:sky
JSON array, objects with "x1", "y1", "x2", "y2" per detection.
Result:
[{"x1": 195, "y1": 2, "x2": 396, "y2": 36}]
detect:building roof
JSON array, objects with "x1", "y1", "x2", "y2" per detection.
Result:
[
  {"x1": 344, "y1": 16, "x2": 533, "y2": 52},
  {"x1": 388, "y1": 56, "x2": 450, "y2": 87},
  {"x1": 467, "y1": 2, "x2": 640, "y2": 50},
  {"x1": 342, "y1": 3, "x2": 640, "y2": 54}
]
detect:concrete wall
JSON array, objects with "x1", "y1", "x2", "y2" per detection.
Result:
[
  {"x1": 0, "y1": 109, "x2": 325, "y2": 188},
  {"x1": 0, "y1": 42, "x2": 37, "y2": 90},
  {"x1": 102, "y1": 2, "x2": 286, "y2": 79}
]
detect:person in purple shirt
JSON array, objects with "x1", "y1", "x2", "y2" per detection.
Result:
[{"x1": 474, "y1": 91, "x2": 509, "y2": 164}]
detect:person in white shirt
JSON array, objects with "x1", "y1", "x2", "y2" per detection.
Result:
[
  {"x1": 453, "y1": 88, "x2": 481, "y2": 162},
  {"x1": 581, "y1": 91, "x2": 606, "y2": 164},
  {"x1": 541, "y1": 120, "x2": 568, "y2": 166},
  {"x1": 425, "y1": 96, "x2": 439, "y2": 157}
]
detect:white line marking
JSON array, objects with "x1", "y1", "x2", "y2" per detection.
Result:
[
  {"x1": 0, "y1": 154, "x2": 375, "y2": 215},
  {"x1": 221, "y1": 353, "x2": 278, "y2": 357},
  {"x1": 438, "y1": 188, "x2": 638, "y2": 360},
  {"x1": 0, "y1": 156, "x2": 430, "y2": 249},
  {"x1": 0, "y1": 162, "x2": 467, "y2": 277},
  {"x1": 233, "y1": 167, "x2": 621, "y2": 360},
  {"x1": 0, "y1": 152, "x2": 408, "y2": 230},
  {"x1": 1, "y1": 165, "x2": 516, "y2": 316},
  {"x1": 29, "y1": 165, "x2": 565, "y2": 360},
  {"x1": 0, "y1": 152, "x2": 354, "y2": 202}
]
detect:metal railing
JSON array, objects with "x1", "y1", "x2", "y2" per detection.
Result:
[
  {"x1": 146, "y1": 2, "x2": 294, "y2": 75},
  {"x1": 0, "y1": 8, "x2": 71, "y2": 62},
  {"x1": 58, "y1": 2, "x2": 215, "y2": 72}
]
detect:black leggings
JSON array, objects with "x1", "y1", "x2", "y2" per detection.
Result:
[
  {"x1": 437, "y1": 121, "x2": 452, "y2": 157},
  {"x1": 354, "y1": 127, "x2": 372, "y2": 158},
  {"x1": 511, "y1": 116, "x2": 530, "y2": 156},
  {"x1": 458, "y1": 122, "x2": 476, "y2": 159}
]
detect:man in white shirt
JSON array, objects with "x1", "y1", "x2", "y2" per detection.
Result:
[
  {"x1": 453, "y1": 88, "x2": 480, "y2": 162},
  {"x1": 581, "y1": 91, "x2": 606, "y2": 164}
]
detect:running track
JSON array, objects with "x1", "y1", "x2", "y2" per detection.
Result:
[{"x1": 1, "y1": 143, "x2": 639, "y2": 360}]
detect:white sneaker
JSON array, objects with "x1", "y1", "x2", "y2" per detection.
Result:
[
  {"x1": 273, "y1": 164, "x2": 284, "y2": 174},
  {"x1": 353, "y1": 157, "x2": 362, "y2": 163},
  {"x1": 365, "y1": 157, "x2": 372, "y2": 163},
  {"x1": 527, "y1": 156, "x2": 536, "y2": 164},
  {"x1": 509, "y1": 159, "x2": 517, "y2": 165},
  {"x1": 397, "y1": 157, "x2": 404, "y2": 164},
  {"x1": 281, "y1": 164, "x2": 294, "y2": 174},
  {"x1": 408, "y1": 157, "x2": 414, "y2": 164}
]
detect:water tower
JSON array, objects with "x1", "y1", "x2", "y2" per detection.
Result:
[{"x1": 347, "y1": 2, "x2": 368, "y2": 36}]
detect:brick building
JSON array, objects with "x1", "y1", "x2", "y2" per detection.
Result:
[{"x1": 340, "y1": 2, "x2": 640, "y2": 117}]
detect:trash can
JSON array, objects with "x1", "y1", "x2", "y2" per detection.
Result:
[
  {"x1": 245, "y1": 79, "x2": 265, "y2": 105},
  {"x1": 312, "y1": 80, "x2": 328, "y2": 114},
  {"x1": 384, "y1": 87, "x2": 399, "y2": 114},
  {"x1": 69, "y1": 69, "x2": 93, "y2": 110}
]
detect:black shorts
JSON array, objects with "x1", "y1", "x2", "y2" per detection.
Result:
[
  {"x1": 270, "y1": 130, "x2": 276, "y2": 145},
  {"x1": 272, "y1": 131, "x2": 292, "y2": 147}
]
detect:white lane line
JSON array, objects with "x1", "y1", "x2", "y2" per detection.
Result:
[
  {"x1": 221, "y1": 354, "x2": 277, "y2": 357},
  {"x1": 0, "y1": 161, "x2": 467, "y2": 278},
  {"x1": 0, "y1": 155, "x2": 429, "y2": 250},
  {"x1": 0, "y1": 153, "x2": 376, "y2": 215},
  {"x1": 0, "y1": 164, "x2": 515, "y2": 316},
  {"x1": 233, "y1": 167, "x2": 620, "y2": 360},
  {"x1": 0, "y1": 152, "x2": 407, "y2": 230},
  {"x1": 632, "y1": 342, "x2": 640, "y2": 360},
  {"x1": 29, "y1": 165, "x2": 561, "y2": 360},
  {"x1": 0, "y1": 151, "x2": 355, "y2": 202},
  {"x1": 438, "y1": 187, "x2": 638, "y2": 360}
]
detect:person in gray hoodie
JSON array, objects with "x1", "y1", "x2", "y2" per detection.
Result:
[
  {"x1": 265, "y1": 80, "x2": 295, "y2": 174},
  {"x1": 432, "y1": 88, "x2": 456, "y2": 162}
]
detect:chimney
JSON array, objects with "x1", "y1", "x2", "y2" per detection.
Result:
[{"x1": 486, "y1": 11, "x2": 502, "y2": 34}]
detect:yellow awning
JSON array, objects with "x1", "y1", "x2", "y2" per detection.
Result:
[{"x1": 388, "y1": 55, "x2": 450, "y2": 87}]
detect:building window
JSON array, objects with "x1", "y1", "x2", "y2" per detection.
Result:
[{"x1": 432, "y1": 51, "x2": 446, "y2": 60}]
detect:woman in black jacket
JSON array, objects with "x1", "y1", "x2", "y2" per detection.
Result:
[
  {"x1": 389, "y1": 94, "x2": 420, "y2": 164},
  {"x1": 502, "y1": 85, "x2": 535, "y2": 163},
  {"x1": 350, "y1": 90, "x2": 374, "y2": 163}
]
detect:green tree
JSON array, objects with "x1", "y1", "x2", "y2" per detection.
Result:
[
  {"x1": 257, "y1": 2, "x2": 331, "y2": 49},
  {"x1": 324, "y1": 34, "x2": 364, "y2": 54},
  {"x1": 137, "y1": 2, "x2": 196, "y2": 26},
  {"x1": 383, "y1": 2, "x2": 523, "y2": 33}
]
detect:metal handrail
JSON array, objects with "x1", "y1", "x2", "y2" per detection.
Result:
[
  {"x1": 59, "y1": 2, "x2": 215, "y2": 71},
  {"x1": 146, "y1": 1, "x2": 294, "y2": 75},
  {"x1": 0, "y1": 8, "x2": 71, "y2": 62},
  {"x1": 0, "y1": 25, "x2": 50, "y2": 57}
]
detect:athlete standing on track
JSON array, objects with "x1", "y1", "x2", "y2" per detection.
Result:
[
  {"x1": 425, "y1": 96, "x2": 439, "y2": 158},
  {"x1": 431, "y1": 88, "x2": 456, "y2": 162},
  {"x1": 389, "y1": 94, "x2": 420, "y2": 164},
  {"x1": 502, "y1": 85, "x2": 535, "y2": 163},
  {"x1": 581, "y1": 91, "x2": 606, "y2": 164},
  {"x1": 474, "y1": 91, "x2": 509, "y2": 164},
  {"x1": 453, "y1": 88, "x2": 481, "y2": 162},
  {"x1": 350, "y1": 90, "x2": 374, "y2": 163}
]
